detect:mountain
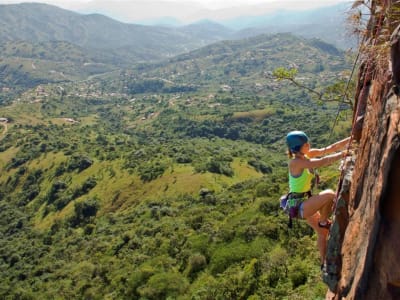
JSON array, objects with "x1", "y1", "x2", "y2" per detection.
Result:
[
  {"x1": 132, "y1": 2, "x2": 355, "y2": 50},
  {"x1": 0, "y1": 1, "x2": 355, "y2": 76},
  {"x1": 226, "y1": 3, "x2": 356, "y2": 50},
  {"x1": 0, "y1": 2, "x2": 348, "y2": 95},
  {"x1": 180, "y1": 20, "x2": 234, "y2": 41},
  {"x1": 124, "y1": 32, "x2": 347, "y2": 93},
  {"x1": 0, "y1": 3, "x2": 233, "y2": 92},
  {"x1": 136, "y1": 16, "x2": 183, "y2": 27},
  {"x1": 222, "y1": 3, "x2": 350, "y2": 29},
  {"x1": 0, "y1": 3, "x2": 232, "y2": 61},
  {"x1": 0, "y1": 40, "x2": 120, "y2": 91}
]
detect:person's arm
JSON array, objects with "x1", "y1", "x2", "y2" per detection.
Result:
[
  {"x1": 308, "y1": 137, "x2": 351, "y2": 158},
  {"x1": 294, "y1": 151, "x2": 345, "y2": 169}
]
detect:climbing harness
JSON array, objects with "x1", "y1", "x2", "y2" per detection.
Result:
[{"x1": 281, "y1": 191, "x2": 312, "y2": 228}]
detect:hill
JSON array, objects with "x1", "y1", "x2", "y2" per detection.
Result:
[
  {"x1": 225, "y1": 3, "x2": 355, "y2": 50},
  {"x1": 0, "y1": 3, "x2": 233, "y2": 62},
  {"x1": 0, "y1": 31, "x2": 352, "y2": 299},
  {"x1": 131, "y1": 2, "x2": 355, "y2": 50},
  {"x1": 114, "y1": 33, "x2": 348, "y2": 100},
  {"x1": 0, "y1": 3, "x2": 236, "y2": 95},
  {"x1": 0, "y1": 28, "x2": 348, "y2": 102},
  {"x1": 0, "y1": 40, "x2": 119, "y2": 89},
  {"x1": 0, "y1": 2, "x2": 354, "y2": 97}
]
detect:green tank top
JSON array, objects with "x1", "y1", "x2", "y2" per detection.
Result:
[{"x1": 289, "y1": 166, "x2": 314, "y2": 193}]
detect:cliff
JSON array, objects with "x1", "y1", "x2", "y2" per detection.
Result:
[{"x1": 324, "y1": 1, "x2": 400, "y2": 299}]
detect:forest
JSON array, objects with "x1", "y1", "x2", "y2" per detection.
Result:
[{"x1": 0, "y1": 32, "x2": 353, "y2": 299}]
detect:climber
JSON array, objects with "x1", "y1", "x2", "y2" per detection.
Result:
[{"x1": 285, "y1": 131, "x2": 350, "y2": 268}]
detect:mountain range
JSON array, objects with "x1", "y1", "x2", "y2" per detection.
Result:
[
  {"x1": 0, "y1": 2, "x2": 355, "y2": 59},
  {"x1": 0, "y1": 2, "x2": 353, "y2": 93},
  {"x1": 0, "y1": 3, "x2": 232, "y2": 61}
]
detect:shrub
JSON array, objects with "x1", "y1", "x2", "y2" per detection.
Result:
[
  {"x1": 6, "y1": 155, "x2": 29, "y2": 170},
  {"x1": 210, "y1": 239, "x2": 267, "y2": 275},
  {"x1": 22, "y1": 169, "x2": 43, "y2": 190},
  {"x1": 186, "y1": 254, "x2": 207, "y2": 278},
  {"x1": 72, "y1": 177, "x2": 97, "y2": 199},
  {"x1": 139, "y1": 161, "x2": 166, "y2": 182},
  {"x1": 69, "y1": 198, "x2": 99, "y2": 227},
  {"x1": 199, "y1": 188, "x2": 216, "y2": 205},
  {"x1": 288, "y1": 260, "x2": 309, "y2": 288},
  {"x1": 243, "y1": 225, "x2": 258, "y2": 242},
  {"x1": 67, "y1": 155, "x2": 93, "y2": 172},
  {"x1": 176, "y1": 154, "x2": 192, "y2": 163},
  {"x1": 248, "y1": 159, "x2": 272, "y2": 174},
  {"x1": 138, "y1": 272, "x2": 189, "y2": 300},
  {"x1": 205, "y1": 158, "x2": 234, "y2": 177},
  {"x1": 186, "y1": 234, "x2": 210, "y2": 258},
  {"x1": 259, "y1": 198, "x2": 279, "y2": 215},
  {"x1": 126, "y1": 265, "x2": 155, "y2": 298},
  {"x1": 54, "y1": 196, "x2": 73, "y2": 211},
  {"x1": 54, "y1": 163, "x2": 66, "y2": 176},
  {"x1": 255, "y1": 182, "x2": 270, "y2": 197},
  {"x1": 46, "y1": 181, "x2": 67, "y2": 204}
]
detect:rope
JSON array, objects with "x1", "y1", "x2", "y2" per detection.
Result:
[
  {"x1": 327, "y1": 50, "x2": 361, "y2": 143},
  {"x1": 331, "y1": 0, "x2": 387, "y2": 216},
  {"x1": 314, "y1": 38, "x2": 362, "y2": 199}
]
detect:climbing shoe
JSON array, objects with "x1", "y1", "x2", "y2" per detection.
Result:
[{"x1": 318, "y1": 220, "x2": 332, "y2": 230}]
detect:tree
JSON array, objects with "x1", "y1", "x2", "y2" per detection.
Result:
[
  {"x1": 271, "y1": 67, "x2": 354, "y2": 108},
  {"x1": 69, "y1": 198, "x2": 99, "y2": 227}
]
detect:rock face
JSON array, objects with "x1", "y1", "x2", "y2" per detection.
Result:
[{"x1": 324, "y1": 2, "x2": 400, "y2": 299}]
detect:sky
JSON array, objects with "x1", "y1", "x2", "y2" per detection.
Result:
[{"x1": 0, "y1": 0, "x2": 350, "y2": 22}]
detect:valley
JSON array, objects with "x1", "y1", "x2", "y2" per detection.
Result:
[{"x1": 0, "y1": 4, "x2": 354, "y2": 299}]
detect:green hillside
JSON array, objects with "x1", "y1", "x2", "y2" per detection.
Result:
[
  {"x1": 0, "y1": 33, "x2": 352, "y2": 299},
  {"x1": 0, "y1": 3, "x2": 234, "y2": 97},
  {"x1": 0, "y1": 40, "x2": 119, "y2": 92},
  {"x1": 0, "y1": 3, "x2": 349, "y2": 102}
]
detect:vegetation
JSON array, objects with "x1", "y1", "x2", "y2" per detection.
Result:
[{"x1": 0, "y1": 31, "x2": 352, "y2": 299}]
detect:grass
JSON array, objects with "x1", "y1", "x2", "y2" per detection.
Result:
[
  {"x1": 232, "y1": 108, "x2": 274, "y2": 122},
  {"x1": 28, "y1": 154, "x2": 265, "y2": 226},
  {"x1": 0, "y1": 147, "x2": 19, "y2": 171},
  {"x1": 28, "y1": 152, "x2": 66, "y2": 170},
  {"x1": 0, "y1": 101, "x2": 45, "y2": 125}
]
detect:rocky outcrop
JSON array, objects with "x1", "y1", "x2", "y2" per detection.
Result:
[{"x1": 324, "y1": 2, "x2": 400, "y2": 299}]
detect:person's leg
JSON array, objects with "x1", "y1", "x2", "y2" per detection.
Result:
[
  {"x1": 302, "y1": 189, "x2": 335, "y2": 221},
  {"x1": 318, "y1": 189, "x2": 335, "y2": 223},
  {"x1": 306, "y1": 212, "x2": 329, "y2": 265},
  {"x1": 302, "y1": 190, "x2": 335, "y2": 265}
]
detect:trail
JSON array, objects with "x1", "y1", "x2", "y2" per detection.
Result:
[{"x1": 0, "y1": 122, "x2": 8, "y2": 140}]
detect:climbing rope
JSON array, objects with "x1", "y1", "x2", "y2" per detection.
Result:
[
  {"x1": 331, "y1": 0, "x2": 388, "y2": 216},
  {"x1": 327, "y1": 49, "x2": 361, "y2": 144}
]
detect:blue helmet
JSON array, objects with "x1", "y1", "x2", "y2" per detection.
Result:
[{"x1": 286, "y1": 131, "x2": 309, "y2": 152}]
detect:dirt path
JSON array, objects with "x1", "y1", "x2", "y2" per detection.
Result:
[{"x1": 0, "y1": 122, "x2": 8, "y2": 140}]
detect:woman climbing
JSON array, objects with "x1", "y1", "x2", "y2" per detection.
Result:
[{"x1": 285, "y1": 131, "x2": 351, "y2": 269}]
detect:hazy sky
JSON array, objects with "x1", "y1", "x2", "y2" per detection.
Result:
[
  {"x1": 0, "y1": 0, "x2": 348, "y2": 9},
  {"x1": 0, "y1": 0, "x2": 350, "y2": 22}
]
